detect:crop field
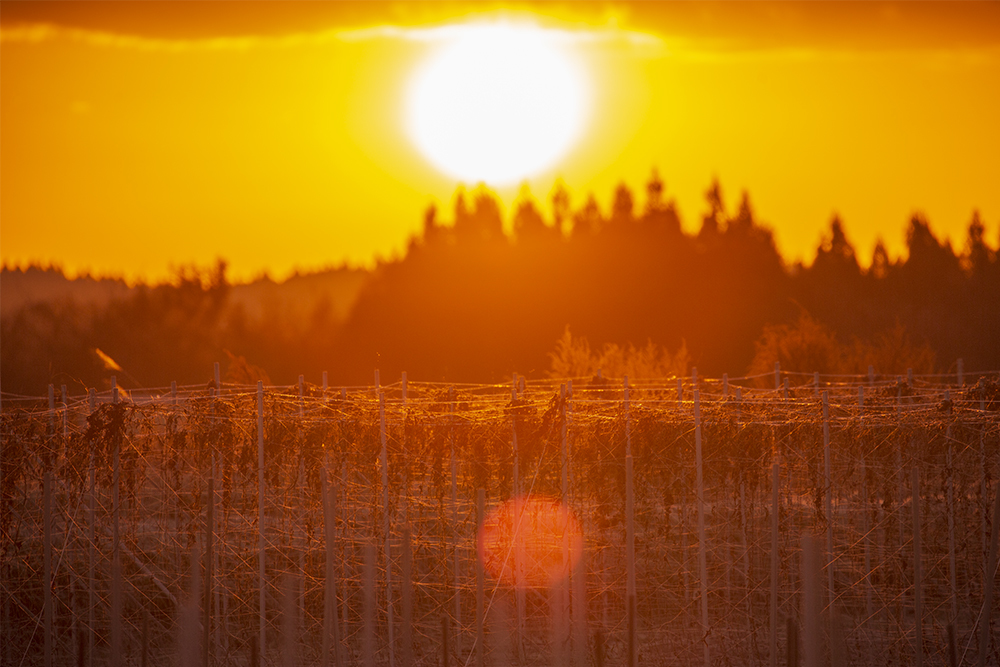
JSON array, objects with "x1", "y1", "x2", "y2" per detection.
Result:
[{"x1": 2, "y1": 370, "x2": 999, "y2": 667}]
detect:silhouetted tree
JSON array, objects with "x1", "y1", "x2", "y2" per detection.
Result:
[
  {"x1": 609, "y1": 182, "x2": 636, "y2": 230},
  {"x1": 551, "y1": 180, "x2": 571, "y2": 238},
  {"x1": 512, "y1": 187, "x2": 556, "y2": 244},
  {"x1": 571, "y1": 194, "x2": 603, "y2": 238}
]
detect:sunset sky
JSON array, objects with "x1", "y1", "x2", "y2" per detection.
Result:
[{"x1": 2, "y1": 1, "x2": 999, "y2": 283}]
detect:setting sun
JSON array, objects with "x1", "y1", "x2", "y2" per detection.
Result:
[{"x1": 405, "y1": 24, "x2": 589, "y2": 186}]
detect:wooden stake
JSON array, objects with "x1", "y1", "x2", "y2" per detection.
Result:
[
  {"x1": 476, "y1": 490, "x2": 485, "y2": 667},
  {"x1": 44, "y1": 469, "x2": 53, "y2": 667},
  {"x1": 977, "y1": 468, "x2": 1000, "y2": 667},
  {"x1": 801, "y1": 534, "x2": 822, "y2": 667},
  {"x1": 363, "y1": 543, "x2": 376, "y2": 667},
  {"x1": 859, "y1": 387, "x2": 874, "y2": 626},
  {"x1": 257, "y1": 381, "x2": 266, "y2": 667},
  {"x1": 380, "y1": 391, "x2": 396, "y2": 667},
  {"x1": 912, "y1": 467, "x2": 923, "y2": 667},
  {"x1": 770, "y1": 460, "x2": 779, "y2": 667},
  {"x1": 204, "y1": 473, "x2": 213, "y2": 667},
  {"x1": 111, "y1": 377, "x2": 122, "y2": 667},
  {"x1": 823, "y1": 392, "x2": 835, "y2": 607},
  {"x1": 402, "y1": 526, "x2": 413, "y2": 667},
  {"x1": 322, "y1": 453, "x2": 342, "y2": 667},
  {"x1": 88, "y1": 388, "x2": 96, "y2": 667},
  {"x1": 45, "y1": 385, "x2": 55, "y2": 667},
  {"x1": 947, "y1": 415, "x2": 958, "y2": 624},
  {"x1": 449, "y1": 390, "x2": 460, "y2": 663},
  {"x1": 511, "y1": 378, "x2": 524, "y2": 665},
  {"x1": 695, "y1": 388, "x2": 710, "y2": 667},
  {"x1": 559, "y1": 384, "x2": 571, "y2": 667},
  {"x1": 624, "y1": 378, "x2": 637, "y2": 667}
]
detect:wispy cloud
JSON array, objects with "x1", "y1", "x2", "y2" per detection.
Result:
[{"x1": 1, "y1": 19, "x2": 663, "y2": 52}]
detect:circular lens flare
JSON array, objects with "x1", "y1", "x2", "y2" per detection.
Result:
[
  {"x1": 406, "y1": 25, "x2": 589, "y2": 186},
  {"x1": 477, "y1": 495, "x2": 584, "y2": 589}
]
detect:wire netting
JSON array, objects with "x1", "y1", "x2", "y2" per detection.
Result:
[{"x1": 2, "y1": 371, "x2": 999, "y2": 667}]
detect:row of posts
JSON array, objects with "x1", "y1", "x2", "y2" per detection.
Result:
[{"x1": 17, "y1": 359, "x2": 994, "y2": 667}]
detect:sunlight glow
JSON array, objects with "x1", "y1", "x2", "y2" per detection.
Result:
[
  {"x1": 477, "y1": 495, "x2": 584, "y2": 589},
  {"x1": 405, "y1": 24, "x2": 589, "y2": 186}
]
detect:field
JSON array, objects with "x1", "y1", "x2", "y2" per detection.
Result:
[{"x1": 2, "y1": 370, "x2": 999, "y2": 667}]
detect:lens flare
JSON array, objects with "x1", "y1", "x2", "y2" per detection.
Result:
[{"x1": 477, "y1": 495, "x2": 583, "y2": 589}]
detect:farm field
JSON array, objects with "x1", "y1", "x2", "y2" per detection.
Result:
[{"x1": 2, "y1": 369, "x2": 999, "y2": 667}]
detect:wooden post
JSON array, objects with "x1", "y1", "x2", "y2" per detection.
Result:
[
  {"x1": 568, "y1": 379, "x2": 586, "y2": 667},
  {"x1": 45, "y1": 385, "x2": 54, "y2": 667},
  {"x1": 912, "y1": 467, "x2": 923, "y2": 667},
  {"x1": 297, "y1": 376, "x2": 307, "y2": 635},
  {"x1": 476, "y1": 490, "x2": 485, "y2": 667},
  {"x1": 801, "y1": 535, "x2": 822, "y2": 667},
  {"x1": 88, "y1": 388, "x2": 96, "y2": 667},
  {"x1": 363, "y1": 542, "x2": 376, "y2": 667},
  {"x1": 695, "y1": 388, "x2": 710, "y2": 667},
  {"x1": 511, "y1": 378, "x2": 524, "y2": 665},
  {"x1": 257, "y1": 381, "x2": 266, "y2": 667},
  {"x1": 823, "y1": 392, "x2": 834, "y2": 607},
  {"x1": 774, "y1": 362, "x2": 780, "y2": 391},
  {"x1": 402, "y1": 526, "x2": 413, "y2": 667},
  {"x1": 111, "y1": 377, "x2": 122, "y2": 667},
  {"x1": 770, "y1": 459, "x2": 779, "y2": 667},
  {"x1": 677, "y1": 377, "x2": 683, "y2": 406},
  {"x1": 322, "y1": 453, "x2": 342, "y2": 667},
  {"x1": 783, "y1": 377, "x2": 789, "y2": 401},
  {"x1": 380, "y1": 391, "x2": 396, "y2": 667},
  {"x1": 323, "y1": 370, "x2": 328, "y2": 397},
  {"x1": 44, "y1": 469, "x2": 53, "y2": 667},
  {"x1": 624, "y1": 378, "x2": 637, "y2": 667},
  {"x1": 868, "y1": 365, "x2": 875, "y2": 386},
  {"x1": 449, "y1": 390, "x2": 460, "y2": 663},
  {"x1": 977, "y1": 470, "x2": 1000, "y2": 667},
  {"x1": 947, "y1": 406, "x2": 958, "y2": 624},
  {"x1": 203, "y1": 475, "x2": 214, "y2": 667},
  {"x1": 558, "y1": 384, "x2": 571, "y2": 667}
]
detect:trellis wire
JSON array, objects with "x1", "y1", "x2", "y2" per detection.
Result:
[{"x1": 0, "y1": 368, "x2": 998, "y2": 667}]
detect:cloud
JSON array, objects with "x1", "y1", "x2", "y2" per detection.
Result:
[
  {"x1": 338, "y1": 22, "x2": 662, "y2": 48},
  {"x1": 0, "y1": 17, "x2": 663, "y2": 53}
]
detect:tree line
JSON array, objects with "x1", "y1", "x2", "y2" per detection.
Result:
[{"x1": 2, "y1": 174, "x2": 997, "y2": 395}]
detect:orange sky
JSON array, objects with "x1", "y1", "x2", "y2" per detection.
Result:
[{"x1": 2, "y1": 1, "x2": 999, "y2": 283}]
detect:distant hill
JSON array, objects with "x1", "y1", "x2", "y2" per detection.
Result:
[
  {"x1": 1, "y1": 264, "x2": 369, "y2": 325},
  {"x1": 1, "y1": 266, "x2": 130, "y2": 316},
  {"x1": 228, "y1": 268, "x2": 369, "y2": 329}
]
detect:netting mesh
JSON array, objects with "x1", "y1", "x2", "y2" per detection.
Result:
[{"x1": 1, "y1": 372, "x2": 999, "y2": 667}]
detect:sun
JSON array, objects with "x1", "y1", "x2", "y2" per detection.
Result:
[{"x1": 406, "y1": 24, "x2": 590, "y2": 186}]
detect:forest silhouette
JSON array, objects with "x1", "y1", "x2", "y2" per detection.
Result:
[{"x1": 2, "y1": 174, "x2": 997, "y2": 395}]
